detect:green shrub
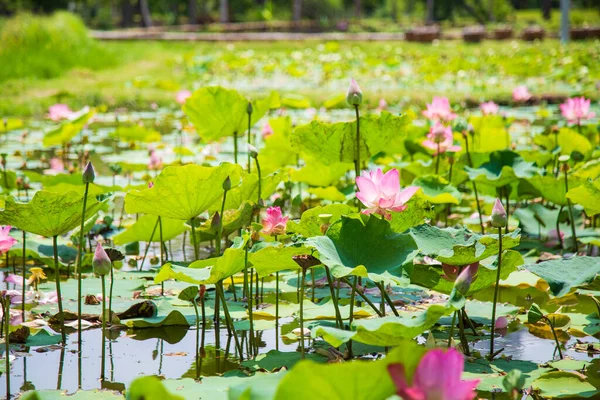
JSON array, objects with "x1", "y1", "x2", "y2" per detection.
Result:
[{"x1": 0, "y1": 11, "x2": 115, "y2": 82}]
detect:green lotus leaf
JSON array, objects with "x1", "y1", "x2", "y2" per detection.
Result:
[
  {"x1": 194, "y1": 202, "x2": 254, "y2": 241},
  {"x1": 290, "y1": 112, "x2": 409, "y2": 165},
  {"x1": 124, "y1": 163, "x2": 242, "y2": 220},
  {"x1": 409, "y1": 224, "x2": 521, "y2": 266},
  {"x1": 0, "y1": 118, "x2": 23, "y2": 133},
  {"x1": 249, "y1": 244, "x2": 309, "y2": 278},
  {"x1": 113, "y1": 215, "x2": 188, "y2": 245},
  {"x1": 307, "y1": 215, "x2": 418, "y2": 280},
  {"x1": 513, "y1": 203, "x2": 585, "y2": 239},
  {"x1": 43, "y1": 109, "x2": 95, "y2": 147},
  {"x1": 526, "y1": 257, "x2": 600, "y2": 298},
  {"x1": 532, "y1": 371, "x2": 598, "y2": 399},
  {"x1": 466, "y1": 115, "x2": 510, "y2": 153},
  {"x1": 466, "y1": 150, "x2": 538, "y2": 188},
  {"x1": 411, "y1": 249, "x2": 523, "y2": 295},
  {"x1": 110, "y1": 125, "x2": 161, "y2": 143},
  {"x1": 274, "y1": 342, "x2": 426, "y2": 400},
  {"x1": 307, "y1": 186, "x2": 346, "y2": 202},
  {"x1": 521, "y1": 174, "x2": 584, "y2": 206},
  {"x1": 412, "y1": 175, "x2": 462, "y2": 205},
  {"x1": 183, "y1": 86, "x2": 277, "y2": 142},
  {"x1": 208, "y1": 170, "x2": 282, "y2": 212},
  {"x1": 0, "y1": 190, "x2": 103, "y2": 237},
  {"x1": 127, "y1": 375, "x2": 185, "y2": 400},
  {"x1": 178, "y1": 285, "x2": 199, "y2": 302},
  {"x1": 535, "y1": 127, "x2": 593, "y2": 160},
  {"x1": 312, "y1": 303, "x2": 452, "y2": 347},
  {"x1": 290, "y1": 157, "x2": 353, "y2": 187},
  {"x1": 567, "y1": 179, "x2": 600, "y2": 216},
  {"x1": 388, "y1": 195, "x2": 434, "y2": 234},
  {"x1": 260, "y1": 116, "x2": 297, "y2": 174},
  {"x1": 287, "y1": 204, "x2": 354, "y2": 238}
]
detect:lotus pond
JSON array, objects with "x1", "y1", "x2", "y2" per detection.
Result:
[{"x1": 0, "y1": 41, "x2": 600, "y2": 400}]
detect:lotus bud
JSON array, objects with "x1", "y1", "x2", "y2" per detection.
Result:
[
  {"x1": 454, "y1": 263, "x2": 478, "y2": 295},
  {"x1": 453, "y1": 119, "x2": 468, "y2": 134},
  {"x1": 82, "y1": 161, "x2": 95, "y2": 184},
  {"x1": 346, "y1": 78, "x2": 363, "y2": 107},
  {"x1": 431, "y1": 123, "x2": 447, "y2": 143},
  {"x1": 211, "y1": 212, "x2": 221, "y2": 233},
  {"x1": 93, "y1": 243, "x2": 112, "y2": 276},
  {"x1": 223, "y1": 176, "x2": 231, "y2": 191},
  {"x1": 495, "y1": 316, "x2": 509, "y2": 329},
  {"x1": 248, "y1": 144, "x2": 258, "y2": 159},
  {"x1": 246, "y1": 101, "x2": 253, "y2": 115},
  {"x1": 491, "y1": 198, "x2": 507, "y2": 228}
]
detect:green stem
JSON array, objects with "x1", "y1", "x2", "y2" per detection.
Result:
[
  {"x1": 299, "y1": 268, "x2": 307, "y2": 359},
  {"x1": 378, "y1": 282, "x2": 400, "y2": 316},
  {"x1": 354, "y1": 105, "x2": 361, "y2": 209},
  {"x1": 556, "y1": 206, "x2": 565, "y2": 251},
  {"x1": 140, "y1": 218, "x2": 159, "y2": 271},
  {"x1": 190, "y1": 219, "x2": 199, "y2": 261},
  {"x1": 77, "y1": 182, "x2": 89, "y2": 348},
  {"x1": 233, "y1": 131, "x2": 238, "y2": 164},
  {"x1": 347, "y1": 275, "x2": 358, "y2": 358},
  {"x1": 324, "y1": 267, "x2": 343, "y2": 329},
  {"x1": 100, "y1": 275, "x2": 106, "y2": 381},
  {"x1": 216, "y1": 281, "x2": 243, "y2": 360},
  {"x1": 53, "y1": 236, "x2": 66, "y2": 344},
  {"x1": 248, "y1": 266, "x2": 255, "y2": 356},
  {"x1": 435, "y1": 143, "x2": 440, "y2": 175},
  {"x1": 465, "y1": 136, "x2": 485, "y2": 234},
  {"x1": 490, "y1": 227, "x2": 503, "y2": 359},
  {"x1": 21, "y1": 231, "x2": 26, "y2": 317},
  {"x1": 4, "y1": 298, "x2": 9, "y2": 399},
  {"x1": 458, "y1": 309, "x2": 470, "y2": 356},
  {"x1": 448, "y1": 311, "x2": 457, "y2": 348},
  {"x1": 159, "y1": 216, "x2": 165, "y2": 296},
  {"x1": 192, "y1": 298, "x2": 200, "y2": 379},
  {"x1": 548, "y1": 316, "x2": 563, "y2": 359},
  {"x1": 247, "y1": 112, "x2": 252, "y2": 172},
  {"x1": 254, "y1": 157, "x2": 262, "y2": 206},
  {"x1": 341, "y1": 277, "x2": 384, "y2": 317},
  {"x1": 564, "y1": 169, "x2": 578, "y2": 253},
  {"x1": 108, "y1": 262, "x2": 114, "y2": 323}
]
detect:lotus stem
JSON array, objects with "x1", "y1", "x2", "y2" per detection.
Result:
[
  {"x1": 216, "y1": 281, "x2": 243, "y2": 360},
  {"x1": 158, "y1": 216, "x2": 165, "y2": 296},
  {"x1": 435, "y1": 143, "x2": 441, "y2": 175},
  {"x1": 347, "y1": 275, "x2": 358, "y2": 358},
  {"x1": 489, "y1": 227, "x2": 503, "y2": 359},
  {"x1": 3, "y1": 297, "x2": 9, "y2": 399},
  {"x1": 556, "y1": 206, "x2": 565, "y2": 251},
  {"x1": 547, "y1": 316, "x2": 563, "y2": 359},
  {"x1": 140, "y1": 217, "x2": 159, "y2": 271},
  {"x1": 233, "y1": 131, "x2": 238, "y2": 164},
  {"x1": 192, "y1": 297, "x2": 200, "y2": 379},
  {"x1": 448, "y1": 311, "x2": 457, "y2": 348},
  {"x1": 248, "y1": 265, "x2": 255, "y2": 357},
  {"x1": 100, "y1": 274, "x2": 106, "y2": 381},
  {"x1": 311, "y1": 271, "x2": 316, "y2": 303},
  {"x1": 341, "y1": 277, "x2": 384, "y2": 317},
  {"x1": 458, "y1": 309, "x2": 470, "y2": 356},
  {"x1": 109, "y1": 261, "x2": 114, "y2": 323},
  {"x1": 254, "y1": 156, "x2": 262, "y2": 206},
  {"x1": 299, "y1": 268, "x2": 307, "y2": 359},
  {"x1": 21, "y1": 230, "x2": 26, "y2": 317},
  {"x1": 324, "y1": 267, "x2": 343, "y2": 329},
  {"x1": 247, "y1": 111, "x2": 252, "y2": 172},
  {"x1": 563, "y1": 167, "x2": 578, "y2": 253},
  {"x1": 354, "y1": 105, "x2": 361, "y2": 209},
  {"x1": 464, "y1": 137, "x2": 485, "y2": 234},
  {"x1": 53, "y1": 235, "x2": 66, "y2": 344},
  {"x1": 378, "y1": 282, "x2": 400, "y2": 316},
  {"x1": 190, "y1": 219, "x2": 199, "y2": 261}
]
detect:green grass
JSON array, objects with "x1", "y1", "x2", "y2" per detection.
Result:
[{"x1": 0, "y1": 39, "x2": 598, "y2": 118}]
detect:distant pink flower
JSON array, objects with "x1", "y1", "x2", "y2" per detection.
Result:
[
  {"x1": 423, "y1": 256, "x2": 441, "y2": 266},
  {"x1": 148, "y1": 150, "x2": 163, "y2": 170},
  {"x1": 262, "y1": 122, "x2": 274, "y2": 139},
  {"x1": 37, "y1": 290, "x2": 59, "y2": 305},
  {"x1": 560, "y1": 97, "x2": 595, "y2": 125},
  {"x1": 176, "y1": 90, "x2": 192, "y2": 105},
  {"x1": 356, "y1": 168, "x2": 419, "y2": 220},
  {"x1": 422, "y1": 97, "x2": 457, "y2": 122},
  {"x1": 4, "y1": 274, "x2": 25, "y2": 287},
  {"x1": 512, "y1": 86, "x2": 532, "y2": 102},
  {"x1": 48, "y1": 104, "x2": 75, "y2": 121},
  {"x1": 422, "y1": 123, "x2": 461, "y2": 155},
  {"x1": 388, "y1": 348, "x2": 479, "y2": 400},
  {"x1": 261, "y1": 207, "x2": 288, "y2": 236},
  {"x1": 495, "y1": 316, "x2": 509, "y2": 330},
  {"x1": 377, "y1": 98, "x2": 388, "y2": 111},
  {"x1": 0, "y1": 226, "x2": 17, "y2": 255},
  {"x1": 544, "y1": 228, "x2": 565, "y2": 248},
  {"x1": 49, "y1": 157, "x2": 65, "y2": 172},
  {"x1": 6, "y1": 289, "x2": 35, "y2": 305},
  {"x1": 148, "y1": 181, "x2": 155, "y2": 189},
  {"x1": 480, "y1": 101, "x2": 499, "y2": 116}
]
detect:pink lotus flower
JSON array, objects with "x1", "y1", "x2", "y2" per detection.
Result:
[
  {"x1": 6, "y1": 289, "x2": 35, "y2": 305},
  {"x1": 4, "y1": 274, "x2": 25, "y2": 287},
  {"x1": 512, "y1": 86, "x2": 532, "y2": 102},
  {"x1": 261, "y1": 207, "x2": 289, "y2": 236},
  {"x1": 560, "y1": 97, "x2": 595, "y2": 125},
  {"x1": 262, "y1": 122, "x2": 274, "y2": 139},
  {"x1": 48, "y1": 104, "x2": 75, "y2": 121},
  {"x1": 49, "y1": 157, "x2": 65, "y2": 172},
  {"x1": 148, "y1": 150, "x2": 163, "y2": 170},
  {"x1": 388, "y1": 348, "x2": 479, "y2": 400},
  {"x1": 0, "y1": 226, "x2": 17, "y2": 255},
  {"x1": 422, "y1": 123, "x2": 462, "y2": 155},
  {"x1": 422, "y1": 97, "x2": 457, "y2": 122},
  {"x1": 356, "y1": 168, "x2": 419, "y2": 220},
  {"x1": 37, "y1": 290, "x2": 59, "y2": 305},
  {"x1": 495, "y1": 316, "x2": 509, "y2": 330},
  {"x1": 176, "y1": 90, "x2": 192, "y2": 105},
  {"x1": 480, "y1": 101, "x2": 499, "y2": 116},
  {"x1": 377, "y1": 98, "x2": 388, "y2": 111},
  {"x1": 544, "y1": 228, "x2": 565, "y2": 248}
]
